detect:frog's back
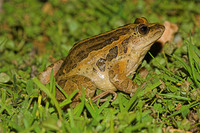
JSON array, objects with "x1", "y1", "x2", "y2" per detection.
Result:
[{"x1": 55, "y1": 25, "x2": 133, "y2": 77}]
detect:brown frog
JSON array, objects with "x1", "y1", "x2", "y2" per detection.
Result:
[{"x1": 39, "y1": 17, "x2": 165, "y2": 106}]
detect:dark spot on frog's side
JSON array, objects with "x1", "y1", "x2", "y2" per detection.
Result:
[
  {"x1": 106, "y1": 46, "x2": 118, "y2": 61},
  {"x1": 121, "y1": 37, "x2": 131, "y2": 53},
  {"x1": 123, "y1": 45, "x2": 128, "y2": 53},
  {"x1": 93, "y1": 67, "x2": 97, "y2": 73},
  {"x1": 96, "y1": 58, "x2": 106, "y2": 72},
  {"x1": 108, "y1": 70, "x2": 115, "y2": 79},
  {"x1": 72, "y1": 64, "x2": 77, "y2": 69}
]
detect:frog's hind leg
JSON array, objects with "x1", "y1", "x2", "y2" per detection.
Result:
[{"x1": 56, "y1": 75, "x2": 97, "y2": 106}]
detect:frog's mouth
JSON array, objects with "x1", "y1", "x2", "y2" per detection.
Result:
[
  {"x1": 151, "y1": 26, "x2": 165, "y2": 41},
  {"x1": 147, "y1": 25, "x2": 165, "y2": 45},
  {"x1": 153, "y1": 30, "x2": 163, "y2": 38}
]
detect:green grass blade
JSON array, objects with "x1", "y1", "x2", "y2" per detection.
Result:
[
  {"x1": 188, "y1": 43, "x2": 200, "y2": 88},
  {"x1": 56, "y1": 83, "x2": 69, "y2": 99},
  {"x1": 149, "y1": 52, "x2": 184, "y2": 82},
  {"x1": 74, "y1": 87, "x2": 85, "y2": 117},
  {"x1": 32, "y1": 77, "x2": 63, "y2": 120},
  {"x1": 59, "y1": 89, "x2": 78, "y2": 108},
  {"x1": 85, "y1": 100, "x2": 97, "y2": 118},
  {"x1": 0, "y1": 99, "x2": 13, "y2": 115},
  {"x1": 166, "y1": 101, "x2": 200, "y2": 119},
  {"x1": 68, "y1": 109, "x2": 75, "y2": 128},
  {"x1": 173, "y1": 54, "x2": 192, "y2": 76},
  {"x1": 50, "y1": 69, "x2": 54, "y2": 95},
  {"x1": 110, "y1": 109, "x2": 114, "y2": 133},
  {"x1": 97, "y1": 100, "x2": 109, "y2": 115},
  {"x1": 124, "y1": 86, "x2": 141, "y2": 111},
  {"x1": 118, "y1": 93, "x2": 125, "y2": 112},
  {"x1": 68, "y1": 89, "x2": 79, "y2": 100},
  {"x1": 159, "y1": 93, "x2": 191, "y2": 101}
]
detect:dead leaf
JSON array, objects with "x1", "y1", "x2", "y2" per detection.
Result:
[
  {"x1": 175, "y1": 103, "x2": 182, "y2": 111},
  {"x1": 42, "y1": 2, "x2": 54, "y2": 15},
  {"x1": 139, "y1": 67, "x2": 149, "y2": 79},
  {"x1": 33, "y1": 40, "x2": 46, "y2": 54},
  {"x1": 194, "y1": 14, "x2": 200, "y2": 29},
  {"x1": 33, "y1": 35, "x2": 49, "y2": 54},
  {"x1": 157, "y1": 21, "x2": 178, "y2": 46},
  {"x1": 38, "y1": 59, "x2": 63, "y2": 84}
]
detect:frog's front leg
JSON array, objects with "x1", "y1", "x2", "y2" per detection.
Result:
[{"x1": 109, "y1": 61, "x2": 138, "y2": 95}]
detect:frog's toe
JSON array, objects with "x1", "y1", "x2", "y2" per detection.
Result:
[{"x1": 92, "y1": 90, "x2": 117, "y2": 102}]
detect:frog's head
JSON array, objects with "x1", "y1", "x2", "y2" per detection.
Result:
[{"x1": 129, "y1": 17, "x2": 165, "y2": 53}]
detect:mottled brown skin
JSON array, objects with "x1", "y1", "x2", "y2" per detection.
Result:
[{"x1": 39, "y1": 17, "x2": 165, "y2": 106}]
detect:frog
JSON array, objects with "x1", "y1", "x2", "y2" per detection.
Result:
[{"x1": 38, "y1": 17, "x2": 165, "y2": 106}]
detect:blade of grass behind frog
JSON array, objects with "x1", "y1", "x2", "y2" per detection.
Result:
[
  {"x1": 188, "y1": 43, "x2": 200, "y2": 88},
  {"x1": 149, "y1": 52, "x2": 184, "y2": 82},
  {"x1": 32, "y1": 77, "x2": 63, "y2": 120}
]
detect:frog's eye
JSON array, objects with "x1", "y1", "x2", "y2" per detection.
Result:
[{"x1": 137, "y1": 24, "x2": 149, "y2": 35}]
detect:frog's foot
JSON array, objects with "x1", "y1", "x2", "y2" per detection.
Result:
[
  {"x1": 92, "y1": 90, "x2": 117, "y2": 103},
  {"x1": 130, "y1": 82, "x2": 147, "y2": 96}
]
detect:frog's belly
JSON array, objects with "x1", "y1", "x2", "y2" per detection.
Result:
[
  {"x1": 92, "y1": 72, "x2": 116, "y2": 91},
  {"x1": 81, "y1": 70, "x2": 117, "y2": 91}
]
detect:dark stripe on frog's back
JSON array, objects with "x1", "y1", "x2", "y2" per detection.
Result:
[{"x1": 58, "y1": 25, "x2": 132, "y2": 74}]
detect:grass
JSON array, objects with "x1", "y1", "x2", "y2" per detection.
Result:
[{"x1": 0, "y1": 0, "x2": 200, "y2": 132}]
